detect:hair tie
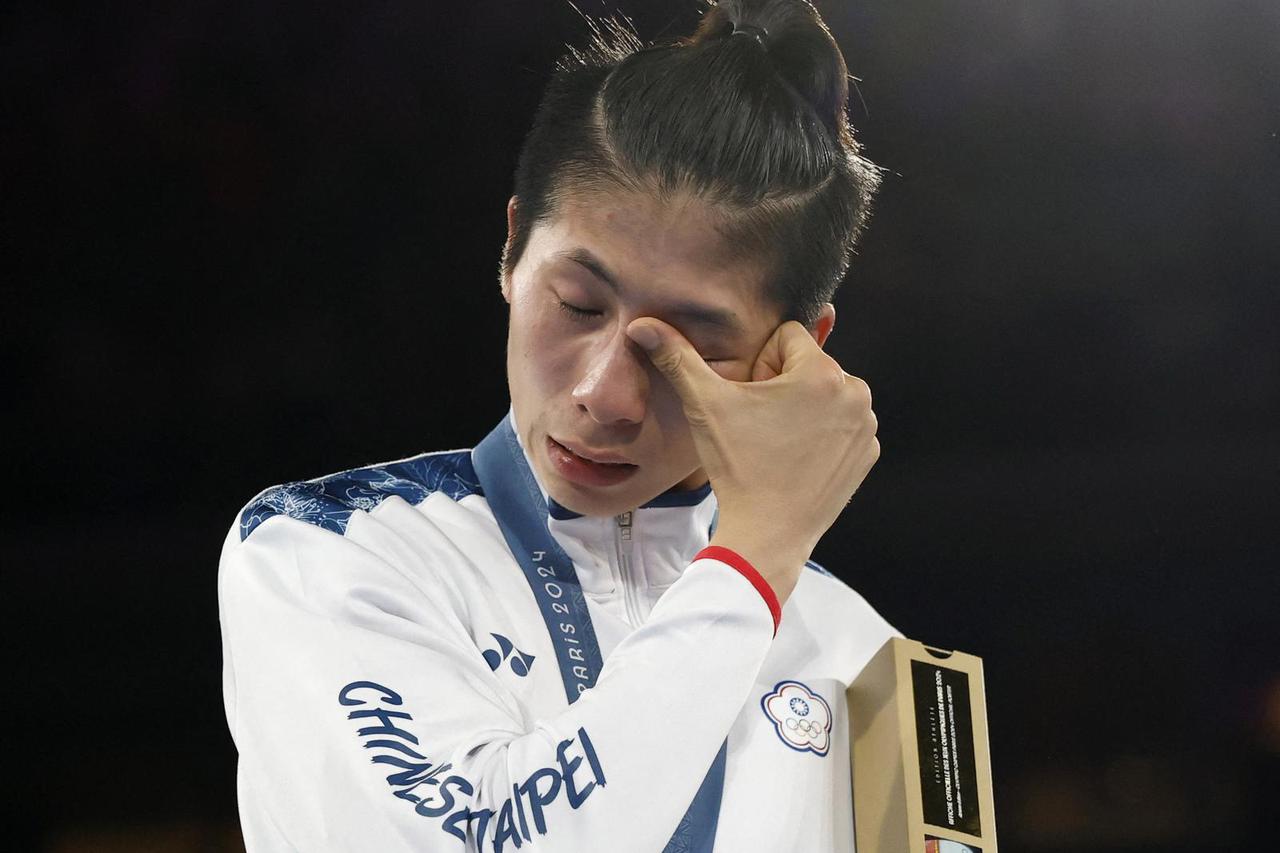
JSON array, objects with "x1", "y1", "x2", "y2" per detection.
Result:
[{"x1": 731, "y1": 24, "x2": 769, "y2": 47}]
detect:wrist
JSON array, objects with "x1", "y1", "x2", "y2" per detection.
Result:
[
  {"x1": 694, "y1": 544, "x2": 783, "y2": 635},
  {"x1": 709, "y1": 523, "x2": 810, "y2": 572},
  {"x1": 705, "y1": 529, "x2": 806, "y2": 610}
]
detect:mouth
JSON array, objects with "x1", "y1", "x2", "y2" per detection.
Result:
[
  {"x1": 552, "y1": 437, "x2": 634, "y2": 465},
  {"x1": 546, "y1": 436, "x2": 639, "y2": 488}
]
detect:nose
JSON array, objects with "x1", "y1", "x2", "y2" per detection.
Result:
[{"x1": 571, "y1": 328, "x2": 650, "y2": 425}]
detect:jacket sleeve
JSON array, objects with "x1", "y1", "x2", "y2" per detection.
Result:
[{"x1": 218, "y1": 510, "x2": 777, "y2": 853}]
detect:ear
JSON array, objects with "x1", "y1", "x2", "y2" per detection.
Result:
[
  {"x1": 810, "y1": 303, "x2": 836, "y2": 349},
  {"x1": 501, "y1": 195, "x2": 519, "y2": 304}
]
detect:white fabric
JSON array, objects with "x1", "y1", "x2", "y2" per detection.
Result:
[{"x1": 219, "y1": 425, "x2": 900, "y2": 852}]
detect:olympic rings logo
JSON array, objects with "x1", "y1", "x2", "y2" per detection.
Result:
[{"x1": 761, "y1": 680, "x2": 833, "y2": 757}]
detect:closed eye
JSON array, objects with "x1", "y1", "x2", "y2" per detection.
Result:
[
  {"x1": 558, "y1": 299, "x2": 732, "y2": 362},
  {"x1": 557, "y1": 299, "x2": 601, "y2": 320}
]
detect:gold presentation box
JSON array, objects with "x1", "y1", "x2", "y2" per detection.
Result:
[{"x1": 847, "y1": 638, "x2": 997, "y2": 853}]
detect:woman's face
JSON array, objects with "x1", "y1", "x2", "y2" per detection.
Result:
[{"x1": 501, "y1": 187, "x2": 832, "y2": 518}]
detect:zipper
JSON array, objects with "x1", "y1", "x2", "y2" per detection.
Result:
[{"x1": 614, "y1": 511, "x2": 644, "y2": 627}]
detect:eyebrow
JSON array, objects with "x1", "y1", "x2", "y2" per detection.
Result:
[{"x1": 556, "y1": 247, "x2": 744, "y2": 334}]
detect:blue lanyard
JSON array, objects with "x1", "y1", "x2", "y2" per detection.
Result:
[{"x1": 471, "y1": 414, "x2": 726, "y2": 853}]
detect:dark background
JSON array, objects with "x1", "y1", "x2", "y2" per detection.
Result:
[{"x1": 5, "y1": 1, "x2": 1278, "y2": 850}]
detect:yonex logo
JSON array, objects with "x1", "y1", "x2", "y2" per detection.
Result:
[{"x1": 482, "y1": 632, "x2": 536, "y2": 677}]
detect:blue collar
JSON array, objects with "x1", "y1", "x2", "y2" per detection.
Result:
[{"x1": 546, "y1": 480, "x2": 713, "y2": 520}]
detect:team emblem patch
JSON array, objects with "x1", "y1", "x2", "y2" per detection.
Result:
[{"x1": 760, "y1": 680, "x2": 832, "y2": 756}]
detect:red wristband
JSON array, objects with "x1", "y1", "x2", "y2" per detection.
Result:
[{"x1": 694, "y1": 545, "x2": 781, "y2": 637}]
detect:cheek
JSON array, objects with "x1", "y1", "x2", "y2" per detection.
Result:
[
  {"x1": 646, "y1": 377, "x2": 696, "y2": 449},
  {"x1": 509, "y1": 302, "x2": 581, "y2": 392}
]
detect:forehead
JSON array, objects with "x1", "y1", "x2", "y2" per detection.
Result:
[{"x1": 534, "y1": 187, "x2": 778, "y2": 324}]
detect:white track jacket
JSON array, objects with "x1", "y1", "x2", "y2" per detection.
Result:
[{"x1": 219, "y1": 411, "x2": 899, "y2": 852}]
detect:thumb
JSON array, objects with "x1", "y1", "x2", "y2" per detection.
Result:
[
  {"x1": 750, "y1": 320, "x2": 824, "y2": 382},
  {"x1": 625, "y1": 317, "x2": 723, "y2": 407}
]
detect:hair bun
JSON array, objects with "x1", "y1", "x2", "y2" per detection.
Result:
[
  {"x1": 689, "y1": 0, "x2": 852, "y2": 144},
  {"x1": 731, "y1": 23, "x2": 769, "y2": 46}
]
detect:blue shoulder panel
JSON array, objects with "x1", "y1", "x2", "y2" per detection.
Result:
[
  {"x1": 239, "y1": 450, "x2": 482, "y2": 541},
  {"x1": 804, "y1": 559, "x2": 837, "y2": 579}
]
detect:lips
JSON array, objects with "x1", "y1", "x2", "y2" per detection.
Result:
[
  {"x1": 546, "y1": 436, "x2": 639, "y2": 488},
  {"x1": 552, "y1": 437, "x2": 634, "y2": 466}
]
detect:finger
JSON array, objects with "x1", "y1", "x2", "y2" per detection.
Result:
[
  {"x1": 625, "y1": 317, "x2": 724, "y2": 405},
  {"x1": 749, "y1": 320, "x2": 824, "y2": 382}
]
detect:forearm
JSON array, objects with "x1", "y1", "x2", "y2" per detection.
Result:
[{"x1": 223, "y1": 526, "x2": 776, "y2": 852}]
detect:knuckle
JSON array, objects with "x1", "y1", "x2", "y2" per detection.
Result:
[
  {"x1": 655, "y1": 347, "x2": 684, "y2": 376},
  {"x1": 814, "y1": 360, "x2": 846, "y2": 393},
  {"x1": 845, "y1": 374, "x2": 872, "y2": 408}
]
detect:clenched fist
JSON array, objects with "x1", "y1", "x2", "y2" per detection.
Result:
[{"x1": 626, "y1": 317, "x2": 880, "y2": 607}]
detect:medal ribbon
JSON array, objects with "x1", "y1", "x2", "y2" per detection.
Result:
[{"x1": 471, "y1": 414, "x2": 726, "y2": 853}]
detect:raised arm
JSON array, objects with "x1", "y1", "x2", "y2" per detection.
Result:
[{"x1": 219, "y1": 515, "x2": 776, "y2": 852}]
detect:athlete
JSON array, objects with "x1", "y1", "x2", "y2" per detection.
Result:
[{"x1": 219, "y1": 1, "x2": 897, "y2": 850}]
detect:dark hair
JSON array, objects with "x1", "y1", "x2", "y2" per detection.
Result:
[{"x1": 500, "y1": 0, "x2": 882, "y2": 326}]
